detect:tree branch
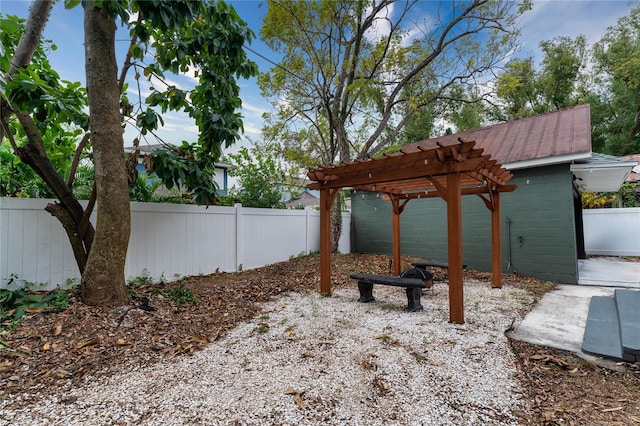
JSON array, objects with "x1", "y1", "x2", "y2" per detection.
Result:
[{"x1": 67, "y1": 132, "x2": 91, "y2": 188}]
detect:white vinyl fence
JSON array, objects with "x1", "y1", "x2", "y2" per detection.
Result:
[
  {"x1": 0, "y1": 198, "x2": 351, "y2": 290},
  {"x1": 583, "y1": 207, "x2": 640, "y2": 256}
]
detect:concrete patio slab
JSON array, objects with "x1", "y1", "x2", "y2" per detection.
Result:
[
  {"x1": 510, "y1": 257, "x2": 638, "y2": 367},
  {"x1": 578, "y1": 258, "x2": 640, "y2": 288},
  {"x1": 510, "y1": 284, "x2": 614, "y2": 357}
]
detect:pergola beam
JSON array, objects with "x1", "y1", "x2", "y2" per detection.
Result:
[{"x1": 309, "y1": 156, "x2": 489, "y2": 190}]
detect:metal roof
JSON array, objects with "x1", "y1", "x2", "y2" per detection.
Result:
[{"x1": 404, "y1": 104, "x2": 592, "y2": 168}]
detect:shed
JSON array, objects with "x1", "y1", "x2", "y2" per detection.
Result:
[{"x1": 351, "y1": 105, "x2": 635, "y2": 284}]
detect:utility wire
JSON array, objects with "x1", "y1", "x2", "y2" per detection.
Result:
[
  {"x1": 243, "y1": 43, "x2": 388, "y2": 127},
  {"x1": 244, "y1": 44, "x2": 310, "y2": 85}
]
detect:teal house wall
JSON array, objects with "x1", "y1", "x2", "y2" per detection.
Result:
[{"x1": 351, "y1": 163, "x2": 579, "y2": 284}]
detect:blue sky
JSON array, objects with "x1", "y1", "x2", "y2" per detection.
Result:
[{"x1": 1, "y1": 0, "x2": 638, "y2": 156}]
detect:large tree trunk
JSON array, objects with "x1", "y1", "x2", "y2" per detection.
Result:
[
  {"x1": 80, "y1": 1, "x2": 130, "y2": 306},
  {"x1": 329, "y1": 123, "x2": 350, "y2": 253},
  {"x1": 330, "y1": 201, "x2": 342, "y2": 253}
]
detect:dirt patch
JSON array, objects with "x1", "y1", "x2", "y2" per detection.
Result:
[{"x1": 1, "y1": 253, "x2": 639, "y2": 424}]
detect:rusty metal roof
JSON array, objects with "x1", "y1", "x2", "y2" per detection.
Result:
[{"x1": 404, "y1": 104, "x2": 592, "y2": 167}]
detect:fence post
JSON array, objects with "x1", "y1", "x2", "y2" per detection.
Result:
[
  {"x1": 305, "y1": 206, "x2": 311, "y2": 255},
  {"x1": 235, "y1": 203, "x2": 243, "y2": 272}
]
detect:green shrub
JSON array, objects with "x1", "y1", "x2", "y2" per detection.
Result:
[
  {"x1": 155, "y1": 282, "x2": 199, "y2": 305},
  {"x1": 0, "y1": 286, "x2": 70, "y2": 331}
]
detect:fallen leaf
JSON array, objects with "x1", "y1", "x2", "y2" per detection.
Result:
[
  {"x1": 25, "y1": 307, "x2": 43, "y2": 313},
  {"x1": 53, "y1": 325, "x2": 62, "y2": 336},
  {"x1": 294, "y1": 393, "x2": 305, "y2": 410},
  {"x1": 530, "y1": 354, "x2": 549, "y2": 361},
  {"x1": 116, "y1": 338, "x2": 133, "y2": 346},
  {"x1": 529, "y1": 353, "x2": 570, "y2": 368},
  {"x1": 76, "y1": 338, "x2": 99, "y2": 349},
  {"x1": 173, "y1": 337, "x2": 208, "y2": 355},
  {"x1": 42, "y1": 343, "x2": 50, "y2": 351},
  {"x1": 284, "y1": 388, "x2": 305, "y2": 410},
  {"x1": 55, "y1": 369, "x2": 72, "y2": 379}
]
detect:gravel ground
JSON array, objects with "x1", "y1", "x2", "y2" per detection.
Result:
[{"x1": 0, "y1": 280, "x2": 534, "y2": 425}]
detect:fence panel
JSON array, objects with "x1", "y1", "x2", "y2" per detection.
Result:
[
  {"x1": 0, "y1": 198, "x2": 350, "y2": 290},
  {"x1": 125, "y1": 203, "x2": 239, "y2": 282},
  {"x1": 583, "y1": 208, "x2": 640, "y2": 256}
]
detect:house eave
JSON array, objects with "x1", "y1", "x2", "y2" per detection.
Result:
[
  {"x1": 570, "y1": 159, "x2": 636, "y2": 193},
  {"x1": 503, "y1": 152, "x2": 592, "y2": 171}
]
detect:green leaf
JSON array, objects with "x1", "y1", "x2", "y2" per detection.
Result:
[
  {"x1": 0, "y1": 18, "x2": 20, "y2": 33},
  {"x1": 64, "y1": 0, "x2": 82, "y2": 9}
]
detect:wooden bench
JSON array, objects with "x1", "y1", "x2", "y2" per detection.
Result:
[{"x1": 350, "y1": 273, "x2": 429, "y2": 312}]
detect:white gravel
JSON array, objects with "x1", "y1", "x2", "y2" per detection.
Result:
[{"x1": 0, "y1": 280, "x2": 534, "y2": 425}]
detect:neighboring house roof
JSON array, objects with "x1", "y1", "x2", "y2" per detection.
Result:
[
  {"x1": 403, "y1": 104, "x2": 632, "y2": 193},
  {"x1": 285, "y1": 190, "x2": 319, "y2": 209},
  {"x1": 282, "y1": 177, "x2": 320, "y2": 208}
]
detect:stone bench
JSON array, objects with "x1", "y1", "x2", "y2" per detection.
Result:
[{"x1": 350, "y1": 269, "x2": 433, "y2": 312}]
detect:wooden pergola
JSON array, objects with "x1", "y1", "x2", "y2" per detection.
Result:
[{"x1": 307, "y1": 139, "x2": 516, "y2": 323}]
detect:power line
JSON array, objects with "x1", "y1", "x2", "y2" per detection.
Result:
[
  {"x1": 244, "y1": 44, "x2": 309, "y2": 85},
  {"x1": 243, "y1": 44, "x2": 386, "y2": 126}
]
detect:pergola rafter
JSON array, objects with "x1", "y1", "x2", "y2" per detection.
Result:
[{"x1": 307, "y1": 138, "x2": 517, "y2": 324}]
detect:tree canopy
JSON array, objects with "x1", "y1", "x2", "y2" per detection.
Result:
[
  {"x1": 0, "y1": 0, "x2": 257, "y2": 304},
  {"x1": 492, "y1": 5, "x2": 640, "y2": 156},
  {"x1": 590, "y1": 6, "x2": 640, "y2": 155},
  {"x1": 258, "y1": 0, "x2": 530, "y2": 250},
  {"x1": 259, "y1": 0, "x2": 530, "y2": 167},
  {"x1": 494, "y1": 36, "x2": 588, "y2": 121},
  {"x1": 225, "y1": 145, "x2": 286, "y2": 209}
]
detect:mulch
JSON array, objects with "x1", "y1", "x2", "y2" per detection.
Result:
[{"x1": 1, "y1": 253, "x2": 639, "y2": 424}]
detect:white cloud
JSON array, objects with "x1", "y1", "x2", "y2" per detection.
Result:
[
  {"x1": 241, "y1": 100, "x2": 270, "y2": 115},
  {"x1": 363, "y1": 1, "x2": 395, "y2": 42},
  {"x1": 242, "y1": 122, "x2": 262, "y2": 136}
]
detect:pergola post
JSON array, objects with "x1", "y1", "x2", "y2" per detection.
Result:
[
  {"x1": 447, "y1": 171, "x2": 464, "y2": 324},
  {"x1": 391, "y1": 197, "x2": 401, "y2": 275},
  {"x1": 319, "y1": 188, "x2": 332, "y2": 295},
  {"x1": 491, "y1": 191, "x2": 502, "y2": 288}
]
